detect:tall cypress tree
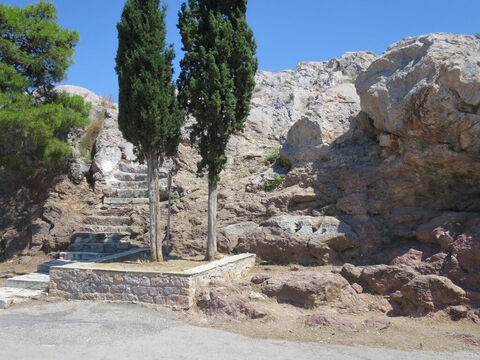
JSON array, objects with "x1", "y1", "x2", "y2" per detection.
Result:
[
  {"x1": 178, "y1": 0, "x2": 258, "y2": 260},
  {"x1": 116, "y1": 0, "x2": 184, "y2": 262}
]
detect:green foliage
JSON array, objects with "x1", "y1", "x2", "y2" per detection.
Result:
[
  {"x1": 475, "y1": 33, "x2": 480, "y2": 39},
  {"x1": 0, "y1": 1, "x2": 90, "y2": 177},
  {"x1": 264, "y1": 173, "x2": 286, "y2": 192},
  {"x1": 266, "y1": 148, "x2": 291, "y2": 171},
  {"x1": 116, "y1": 0, "x2": 184, "y2": 163},
  {"x1": 0, "y1": 1, "x2": 79, "y2": 94},
  {"x1": 177, "y1": 0, "x2": 258, "y2": 184}
]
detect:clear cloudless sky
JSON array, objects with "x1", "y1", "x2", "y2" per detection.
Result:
[{"x1": 2, "y1": 0, "x2": 480, "y2": 101}]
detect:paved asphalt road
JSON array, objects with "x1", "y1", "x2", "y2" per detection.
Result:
[{"x1": 0, "y1": 301, "x2": 478, "y2": 360}]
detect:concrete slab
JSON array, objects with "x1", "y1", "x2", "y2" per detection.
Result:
[
  {"x1": 0, "y1": 287, "x2": 46, "y2": 309},
  {"x1": 6, "y1": 273, "x2": 50, "y2": 291},
  {"x1": 38, "y1": 259, "x2": 75, "y2": 274}
]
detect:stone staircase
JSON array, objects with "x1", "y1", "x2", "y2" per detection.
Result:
[
  {"x1": 38, "y1": 232, "x2": 138, "y2": 273},
  {"x1": 1, "y1": 160, "x2": 176, "y2": 308}
]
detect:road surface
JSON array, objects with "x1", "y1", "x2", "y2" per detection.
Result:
[{"x1": 0, "y1": 301, "x2": 478, "y2": 360}]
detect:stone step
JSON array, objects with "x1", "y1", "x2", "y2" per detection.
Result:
[
  {"x1": 116, "y1": 189, "x2": 149, "y2": 198},
  {"x1": 59, "y1": 251, "x2": 105, "y2": 261},
  {"x1": 72, "y1": 232, "x2": 129, "y2": 243},
  {"x1": 108, "y1": 180, "x2": 148, "y2": 190},
  {"x1": 118, "y1": 162, "x2": 148, "y2": 174},
  {"x1": 83, "y1": 215, "x2": 132, "y2": 226},
  {"x1": 6, "y1": 273, "x2": 50, "y2": 291},
  {"x1": 113, "y1": 172, "x2": 147, "y2": 182},
  {"x1": 37, "y1": 259, "x2": 76, "y2": 274},
  {"x1": 78, "y1": 225, "x2": 145, "y2": 234},
  {"x1": 68, "y1": 241, "x2": 137, "y2": 253},
  {"x1": 104, "y1": 197, "x2": 149, "y2": 205}
]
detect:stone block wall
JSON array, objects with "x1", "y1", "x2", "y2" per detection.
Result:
[{"x1": 49, "y1": 253, "x2": 255, "y2": 309}]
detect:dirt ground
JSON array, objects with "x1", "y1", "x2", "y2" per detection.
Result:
[
  {"x1": 2, "y1": 255, "x2": 480, "y2": 354},
  {"x1": 0, "y1": 253, "x2": 53, "y2": 281},
  {"x1": 183, "y1": 264, "x2": 480, "y2": 354}
]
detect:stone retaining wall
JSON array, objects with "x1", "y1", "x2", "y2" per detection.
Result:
[{"x1": 49, "y1": 253, "x2": 255, "y2": 309}]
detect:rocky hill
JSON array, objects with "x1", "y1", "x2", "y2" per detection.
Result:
[{"x1": 1, "y1": 32, "x2": 479, "y2": 317}]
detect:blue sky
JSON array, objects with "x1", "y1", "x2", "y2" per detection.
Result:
[{"x1": 3, "y1": 0, "x2": 480, "y2": 101}]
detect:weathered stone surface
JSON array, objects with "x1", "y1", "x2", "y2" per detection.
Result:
[
  {"x1": 307, "y1": 314, "x2": 357, "y2": 331},
  {"x1": 416, "y1": 212, "x2": 480, "y2": 291},
  {"x1": 360, "y1": 265, "x2": 419, "y2": 295},
  {"x1": 196, "y1": 284, "x2": 267, "y2": 319},
  {"x1": 357, "y1": 33, "x2": 480, "y2": 152},
  {"x1": 260, "y1": 271, "x2": 366, "y2": 312},
  {"x1": 398, "y1": 275, "x2": 467, "y2": 311},
  {"x1": 235, "y1": 215, "x2": 360, "y2": 265},
  {"x1": 217, "y1": 222, "x2": 259, "y2": 253},
  {"x1": 310, "y1": 216, "x2": 358, "y2": 252}
]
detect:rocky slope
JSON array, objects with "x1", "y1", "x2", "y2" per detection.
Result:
[{"x1": 1, "y1": 32, "x2": 479, "y2": 318}]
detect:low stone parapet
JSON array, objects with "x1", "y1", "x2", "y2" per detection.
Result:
[{"x1": 49, "y1": 253, "x2": 255, "y2": 309}]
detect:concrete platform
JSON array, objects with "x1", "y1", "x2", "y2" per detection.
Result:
[
  {"x1": 37, "y1": 259, "x2": 76, "y2": 274},
  {"x1": 0, "y1": 287, "x2": 46, "y2": 309},
  {"x1": 6, "y1": 273, "x2": 50, "y2": 291}
]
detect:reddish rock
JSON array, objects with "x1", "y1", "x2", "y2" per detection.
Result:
[
  {"x1": 196, "y1": 285, "x2": 267, "y2": 319},
  {"x1": 351, "y1": 283, "x2": 363, "y2": 294},
  {"x1": 390, "y1": 248, "x2": 423, "y2": 266},
  {"x1": 340, "y1": 263, "x2": 363, "y2": 284},
  {"x1": 453, "y1": 334, "x2": 480, "y2": 348},
  {"x1": 307, "y1": 314, "x2": 357, "y2": 331},
  {"x1": 416, "y1": 213, "x2": 480, "y2": 292},
  {"x1": 399, "y1": 275, "x2": 467, "y2": 311},
  {"x1": 360, "y1": 265, "x2": 418, "y2": 295},
  {"x1": 362, "y1": 316, "x2": 391, "y2": 330},
  {"x1": 260, "y1": 271, "x2": 366, "y2": 312},
  {"x1": 250, "y1": 274, "x2": 270, "y2": 285}
]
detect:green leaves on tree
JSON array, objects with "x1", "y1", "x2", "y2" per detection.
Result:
[
  {"x1": 0, "y1": 1, "x2": 90, "y2": 177},
  {"x1": 116, "y1": 0, "x2": 185, "y2": 163},
  {"x1": 177, "y1": 0, "x2": 258, "y2": 185}
]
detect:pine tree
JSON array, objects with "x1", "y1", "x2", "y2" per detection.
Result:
[
  {"x1": 0, "y1": 1, "x2": 91, "y2": 177},
  {"x1": 116, "y1": 0, "x2": 184, "y2": 262},
  {"x1": 178, "y1": 0, "x2": 257, "y2": 260}
]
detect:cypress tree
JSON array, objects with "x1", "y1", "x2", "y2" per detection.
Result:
[
  {"x1": 178, "y1": 0, "x2": 258, "y2": 260},
  {"x1": 116, "y1": 0, "x2": 184, "y2": 262}
]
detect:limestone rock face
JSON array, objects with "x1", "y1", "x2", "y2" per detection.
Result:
[
  {"x1": 357, "y1": 33, "x2": 480, "y2": 152},
  {"x1": 234, "y1": 215, "x2": 359, "y2": 265}
]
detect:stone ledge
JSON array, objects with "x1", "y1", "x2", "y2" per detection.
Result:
[{"x1": 49, "y1": 253, "x2": 255, "y2": 309}]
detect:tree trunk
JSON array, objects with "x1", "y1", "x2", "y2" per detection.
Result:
[
  {"x1": 206, "y1": 181, "x2": 218, "y2": 261},
  {"x1": 147, "y1": 154, "x2": 161, "y2": 262},
  {"x1": 154, "y1": 155, "x2": 163, "y2": 261}
]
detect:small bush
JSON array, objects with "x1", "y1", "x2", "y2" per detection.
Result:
[
  {"x1": 264, "y1": 173, "x2": 286, "y2": 191},
  {"x1": 266, "y1": 148, "x2": 291, "y2": 171},
  {"x1": 475, "y1": 33, "x2": 480, "y2": 40}
]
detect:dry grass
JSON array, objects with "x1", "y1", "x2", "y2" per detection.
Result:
[
  {"x1": 79, "y1": 112, "x2": 104, "y2": 159},
  {"x1": 100, "y1": 94, "x2": 116, "y2": 109}
]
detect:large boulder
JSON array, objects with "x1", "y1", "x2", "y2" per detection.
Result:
[
  {"x1": 235, "y1": 215, "x2": 358, "y2": 265},
  {"x1": 397, "y1": 275, "x2": 467, "y2": 311},
  {"x1": 256, "y1": 270, "x2": 366, "y2": 312}
]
